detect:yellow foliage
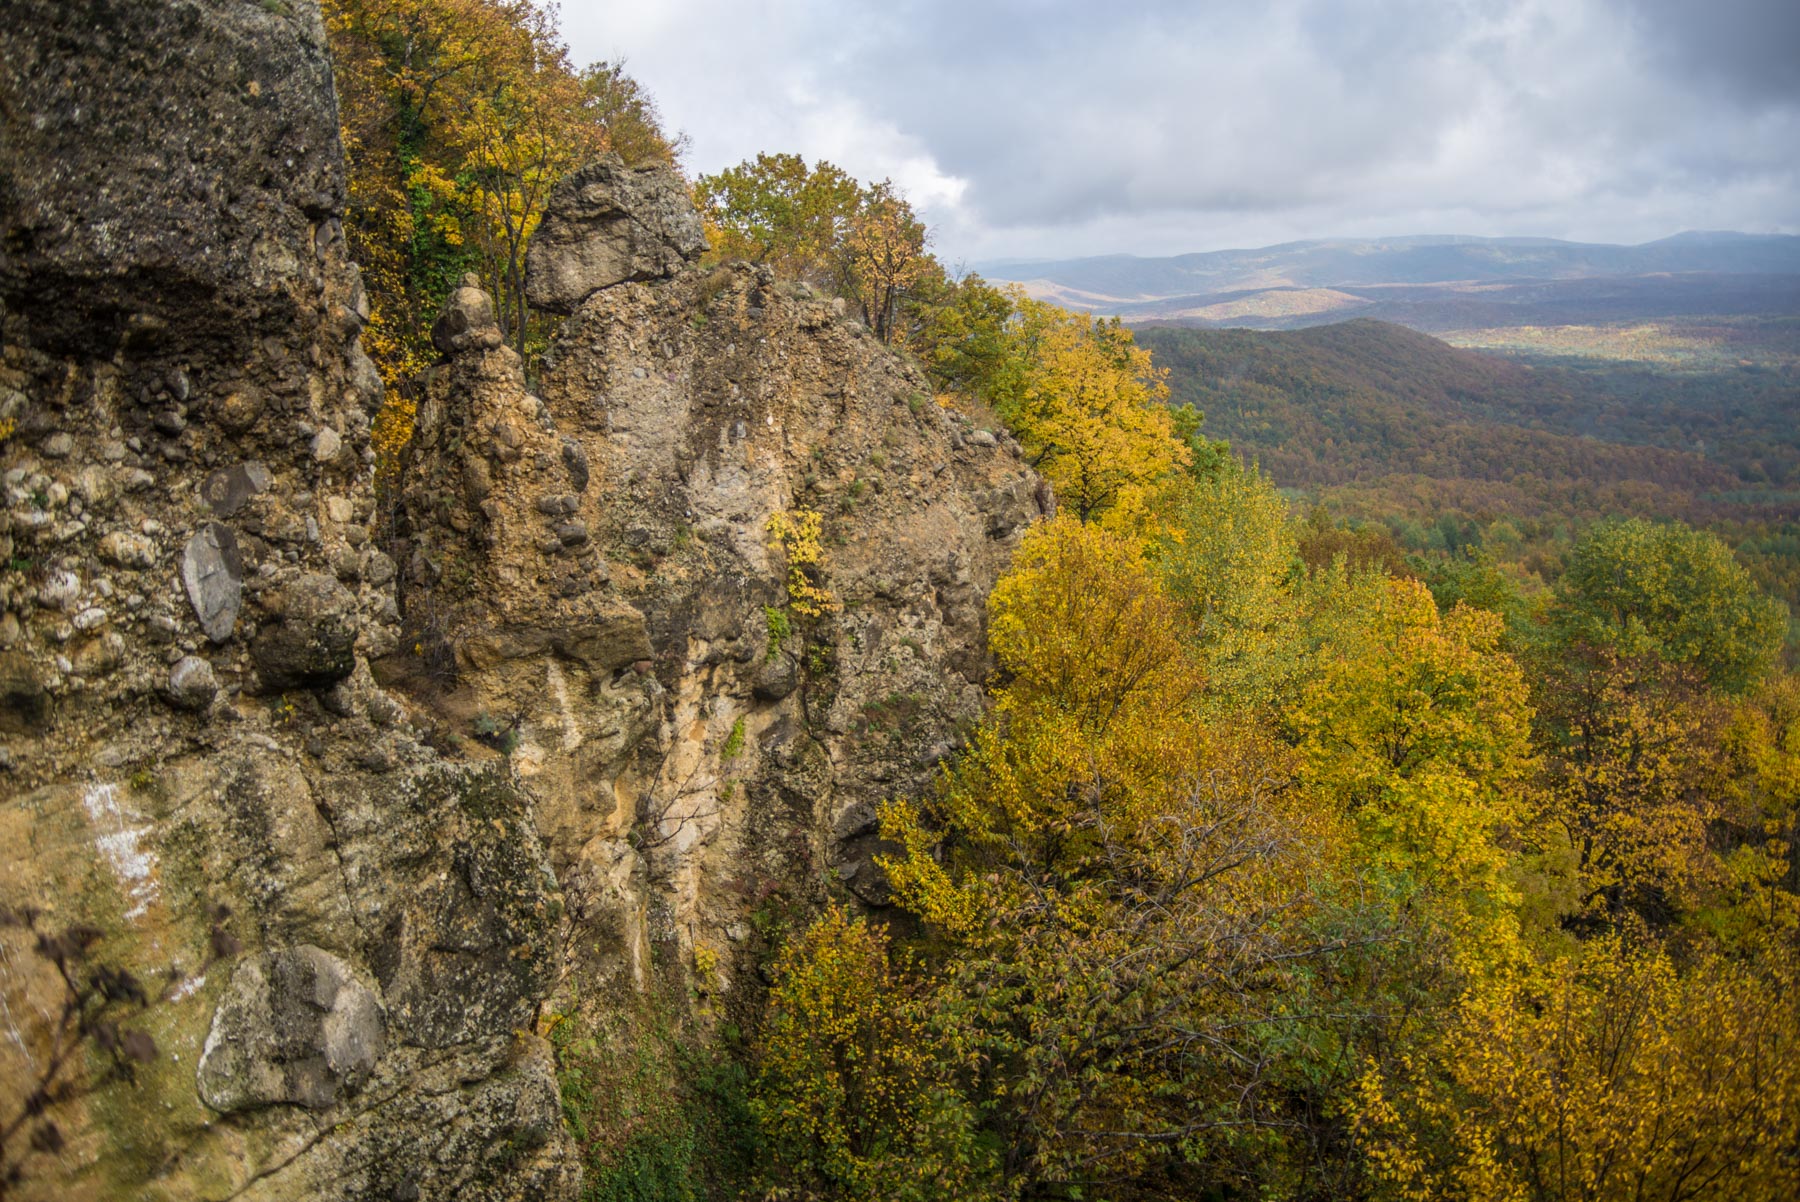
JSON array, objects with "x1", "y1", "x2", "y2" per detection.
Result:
[
  {"x1": 751, "y1": 906, "x2": 993, "y2": 1199},
  {"x1": 1536, "y1": 653, "x2": 1732, "y2": 921},
  {"x1": 1293, "y1": 578, "x2": 1536, "y2": 960},
  {"x1": 1353, "y1": 936, "x2": 1800, "y2": 1202},
  {"x1": 766, "y1": 509, "x2": 837, "y2": 618},
  {"x1": 1712, "y1": 674, "x2": 1800, "y2": 939},
  {"x1": 880, "y1": 517, "x2": 1343, "y2": 1187},
  {"x1": 993, "y1": 295, "x2": 1187, "y2": 521}
]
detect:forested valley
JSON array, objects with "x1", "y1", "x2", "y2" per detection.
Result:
[
  {"x1": 322, "y1": 3, "x2": 1796, "y2": 1199},
  {"x1": 12, "y1": 2, "x2": 1783, "y2": 1199}
]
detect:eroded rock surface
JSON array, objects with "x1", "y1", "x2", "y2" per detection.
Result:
[
  {"x1": 197, "y1": 945, "x2": 386, "y2": 1113},
  {"x1": 396, "y1": 169, "x2": 1048, "y2": 1008},
  {"x1": 524, "y1": 154, "x2": 709, "y2": 313},
  {"x1": 1, "y1": 5, "x2": 1045, "y2": 1198},
  {"x1": 0, "y1": 3, "x2": 575, "y2": 1198}
]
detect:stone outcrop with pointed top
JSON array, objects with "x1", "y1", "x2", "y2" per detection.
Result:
[{"x1": 0, "y1": 3, "x2": 577, "y2": 1198}]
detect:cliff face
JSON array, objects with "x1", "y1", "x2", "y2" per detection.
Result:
[
  {"x1": 0, "y1": 3, "x2": 574, "y2": 1198},
  {"x1": 0, "y1": 4, "x2": 1041, "y2": 1198},
  {"x1": 396, "y1": 160, "x2": 1046, "y2": 1009}
]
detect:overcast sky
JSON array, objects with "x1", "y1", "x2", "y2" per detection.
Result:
[{"x1": 559, "y1": 0, "x2": 1800, "y2": 265}]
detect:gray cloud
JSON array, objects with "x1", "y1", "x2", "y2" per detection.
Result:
[
  {"x1": 1624, "y1": 0, "x2": 1800, "y2": 105},
  {"x1": 560, "y1": 0, "x2": 1800, "y2": 260}
]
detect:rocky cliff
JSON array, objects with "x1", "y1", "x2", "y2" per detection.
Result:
[
  {"x1": 394, "y1": 158, "x2": 1045, "y2": 1015},
  {"x1": 0, "y1": 3, "x2": 1041, "y2": 1198}
]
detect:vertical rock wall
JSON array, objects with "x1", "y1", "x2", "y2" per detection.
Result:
[
  {"x1": 1, "y1": 3, "x2": 575, "y2": 1198},
  {"x1": 395, "y1": 158, "x2": 1048, "y2": 1012},
  {"x1": 0, "y1": 5, "x2": 1048, "y2": 1197}
]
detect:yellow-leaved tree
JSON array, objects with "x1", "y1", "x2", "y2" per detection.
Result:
[
  {"x1": 1291, "y1": 578, "x2": 1537, "y2": 961},
  {"x1": 751, "y1": 906, "x2": 993, "y2": 1200},
  {"x1": 1353, "y1": 935, "x2": 1800, "y2": 1202},
  {"x1": 879, "y1": 517, "x2": 1349, "y2": 1191},
  {"x1": 988, "y1": 297, "x2": 1187, "y2": 521}
]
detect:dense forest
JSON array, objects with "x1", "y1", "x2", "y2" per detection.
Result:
[
  {"x1": 1139, "y1": 320, "x2": 1800, "y2": 635},
  {"x1": 318, "y1": 4, "x2": 1799, "y2": 1199}
]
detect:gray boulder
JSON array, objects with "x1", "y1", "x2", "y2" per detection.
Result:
[
  {"x1": 0, "y1": 0, "x2": 345, "y2": 353},
  {"x1": 431, "y1": 273, "x2": 506, "y2": 356},
  {"x1": 524, "y1": 155, "x2": 706, "y2": 314},
  {"x1": 197, "y1": 945, "x2": 386, "y2": 1113},
  {"x1": 182, "y1": 521, "x2": 244, "y2": 644},
  {"x1": 164, "y1": 655, "x2": 218, "y2": 711},
  {"x1": 252, "y1": 572, "x2": 359, "y2": 689}
]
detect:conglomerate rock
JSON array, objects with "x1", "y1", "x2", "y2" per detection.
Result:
[
  {"x1": 0, "y1": 4, "x2": 1047, "y2": 1198},
  {"x1": 523, "y1": 154, "x2": 709, "y2": 313},
  {"x1": 396, "y1": 164, "x2": 1049, "y2": 1005},
  {"x1": 0, "y1": 3, "x2": 575, "y2": 1198}
]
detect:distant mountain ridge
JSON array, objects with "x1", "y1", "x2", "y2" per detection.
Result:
[{"x1": 975, "y1": 233, "x2": 1800, "y2": 329}]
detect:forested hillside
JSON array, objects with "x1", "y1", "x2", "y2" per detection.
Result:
[
  {"x1": 1139, "y1": 319, "x2": 1800, "y2": 624},
  {"x1": 4, "y1": 3, "x2": 1796, "y2": 1201}
]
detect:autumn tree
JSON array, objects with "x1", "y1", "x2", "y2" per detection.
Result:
[
  {"x1": 751, "y1": 907, "x2": 992, "y2": 1200},
  {"x1": 1534, "y1": 651, "x2": 1733, "y2": 924},
  {"x1": 982, "y1": 296, "x2": 1186, "y2": 521},
  {"x1": 835, "y1": 180, "x2": 933, "y2": 343},
  {"x1": 1353, "y1": 936, "x2": 1800, "y2": 1202},
  {"x1": 879, "y1": 518, "x2": 1355, "y2": 1193},
  {"x1": 1711, "y1": 674, "x2": 1800, "y2": 942},
  {"x1": 1292, "y1": 578, "x2": 1537, "y2": 959},
  {"x1": 324, "y1": 0, "x2": 678, "y2": 475}
]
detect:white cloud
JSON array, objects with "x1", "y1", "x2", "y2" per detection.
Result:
[{"x1": 557, "y1": 0, "x2": 1800, "y2": 261}]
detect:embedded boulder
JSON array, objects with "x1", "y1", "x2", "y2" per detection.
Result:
[
  {"x1": 431, "y1": 272, "x2": 506, "y2": 356},
  {"x1": 253, "y1": 572, "x2": 360, "y2": 689},
  {"x1": 523, "y1": 154, "x2": 706, "y2": 313},
  {"x1": 182, "y1": 521, "x2": 245, "y2": 644},
  {"x1": 197, "y1": 946, "x2": 386, "y2": 1113}
]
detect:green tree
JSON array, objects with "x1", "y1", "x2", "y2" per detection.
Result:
[
  {"x1": 693, "y1": 152, "x2": 862, "y2": 284},
  {"x1": 1551, "y1": 519, "x2": 1786, "y2": 695}
]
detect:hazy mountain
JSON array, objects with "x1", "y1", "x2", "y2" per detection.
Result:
[{"x1": 976, "y1": 233, "x2": 1800, "y2": 329}]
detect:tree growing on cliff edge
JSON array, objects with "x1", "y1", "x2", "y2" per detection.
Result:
[
  {"x1": 324, "y1": 0, "x2": 679, "y2": 391},
  {"x1": 695, "y1": 155, "x2": 935, "y2": 344},
  {"x1": 985, "y1": 296, "x2": 1186, "y2": 521}
]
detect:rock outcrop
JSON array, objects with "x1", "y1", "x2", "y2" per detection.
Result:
[
  {"x1": 0, "y1": 2, "x2": 1045, "y2": 1197},
  {"x1": 523, "y1": 155, "x2": 709, "y2": 313},
  {"x1": 1, "y1": 3, "x2": 574, "y2": 1198},
  {"x1": 396, "y1": 162, "x2": 1046, "y2": 1008}
]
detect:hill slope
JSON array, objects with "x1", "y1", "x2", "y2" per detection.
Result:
[{"x1": 1138, "y1": 319, "x2": 1800, "y2": 607}]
